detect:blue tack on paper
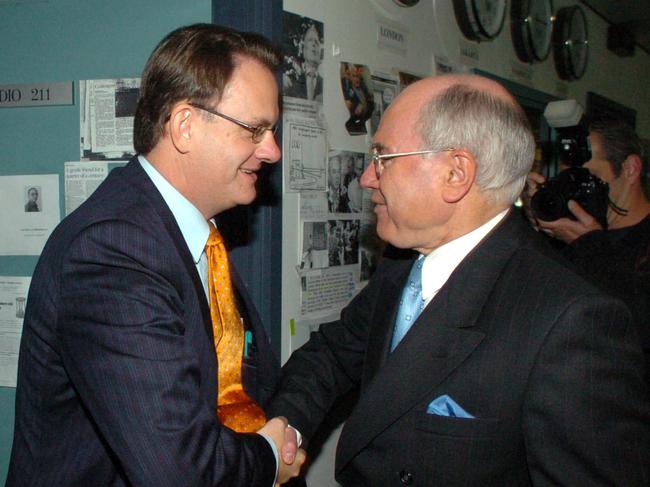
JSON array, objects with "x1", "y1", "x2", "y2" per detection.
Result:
[{"x1": 426, "y1": 394, "x2": 474, "y2": 418}]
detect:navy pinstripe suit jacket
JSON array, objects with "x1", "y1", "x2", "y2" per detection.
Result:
[{"x1": 7, "y1": 158, "x2": 280, "y2": 486}]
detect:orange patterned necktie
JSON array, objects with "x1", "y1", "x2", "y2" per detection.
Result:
[{"x1": 205, "y1": 224, "x2": 266, "y2": 432}]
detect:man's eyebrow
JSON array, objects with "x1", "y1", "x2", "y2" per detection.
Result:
[
  {"x1": 249, "y1": 116, "x2": 276, "y2": 127},
  {"x1": 371, "y1": 142, "x2": 386, "y2": 152}
]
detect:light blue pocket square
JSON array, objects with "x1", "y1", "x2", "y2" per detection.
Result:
[{"x1": 426, "y1": 394, "x2": 474, "y2": 418}]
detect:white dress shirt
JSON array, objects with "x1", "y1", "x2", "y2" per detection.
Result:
[{"x1": 421, "y1": 209, "x2": 509, "y2": 306}]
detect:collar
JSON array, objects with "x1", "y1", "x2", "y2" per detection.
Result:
[
  {"x1": 420, "y1": 209, "x2": 508, "y2": 303},
  {"x1": 138, "y1": 155, "x2": 210, "y2": 264}
]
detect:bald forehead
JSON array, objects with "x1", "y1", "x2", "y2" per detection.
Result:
[{"x1": 396, "y1": 74, "x2": 516, "y2": 112}]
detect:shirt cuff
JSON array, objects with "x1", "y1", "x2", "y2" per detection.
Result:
[{"x1": 292, "y1": 426, "x2": 303, "y2": 447}]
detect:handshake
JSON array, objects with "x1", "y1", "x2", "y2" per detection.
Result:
[{"x1": 258, "y1": 417, "x2": 307, "y2": 485}]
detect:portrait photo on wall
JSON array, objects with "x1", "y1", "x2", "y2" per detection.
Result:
[
  {"x1": 341, "y1": 62, "x2": 375, "y2": 135},
  {"x1": 24, "y1": 186, "x2": 42, "y2": 213},
  {"x1": 282, "y1": 12, "x2": 324, "y2": 103}
]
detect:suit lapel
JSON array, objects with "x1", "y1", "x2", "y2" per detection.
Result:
[
  {"x1": 337, "y1": 211, "x2": 526, "y2": 471},
  {"x1": 362, "y1": 262, "x2": 409, "y2": 385},
  {"x1": 121, "y1": 158, "x2": 213, "y2": 343}
]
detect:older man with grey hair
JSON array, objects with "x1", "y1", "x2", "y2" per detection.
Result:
[{"x1": 269, "y1": 74, "x2": 650, "y2": 486}]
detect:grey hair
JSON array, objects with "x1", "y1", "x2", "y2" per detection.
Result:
[{"x1": 418, "y1": 83, "x2": 535, "y2": 206}]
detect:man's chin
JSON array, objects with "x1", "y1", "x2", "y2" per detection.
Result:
[{"x1": 375, "y1": 221, "x2": 395, "y2": 246}]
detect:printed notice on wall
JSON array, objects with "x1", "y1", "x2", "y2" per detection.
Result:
[
  {"x1": 300, "y1": 267, "x2": 357, "y2": 315},
  {"x1": 0, "y1": 174, "x2": 60, "y2": 256},
  {"x1": 64, "y1": 161, "x2": 110, "y2": 215},
  {"x1": 80, "y1": 78, "x2": 140, "y2": 160},
  {"x1": 0, "y1": 276, "x2": 31, "y2": 387}
]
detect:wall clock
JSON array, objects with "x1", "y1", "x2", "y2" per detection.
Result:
[
  {"x1": 553, "y1": 5, "x2": 589, "y2": 80},
  {"x1": 453, "y1": 0, "x2": 507, "y2": 42},
  {"x1": 511, "y1": 0, "x2": 554, "y2": 63}
]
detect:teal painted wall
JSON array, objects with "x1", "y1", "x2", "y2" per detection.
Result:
[{"x1": 0, "y1": 1, "x2": 212, "y2": 482}]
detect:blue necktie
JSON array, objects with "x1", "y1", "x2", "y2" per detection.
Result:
[{"x1": 391, "y1": 258, "x2": 424, "y2": 351}]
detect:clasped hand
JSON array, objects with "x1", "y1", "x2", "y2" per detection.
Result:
[{"x1": 258, "y1": 416, "x2": 306, "y2": 485}]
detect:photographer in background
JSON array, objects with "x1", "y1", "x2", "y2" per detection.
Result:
[{"x1": 527, "y1": 115, "x2": 650, "y2": 385}]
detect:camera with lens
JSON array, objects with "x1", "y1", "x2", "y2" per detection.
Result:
[{"x1": 530, "y1": 100, "x2": 609, "y2": 229}]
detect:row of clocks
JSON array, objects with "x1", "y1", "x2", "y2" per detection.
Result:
[{"x1": 452, "y1": 0, "x2": 589, "y2": 81}]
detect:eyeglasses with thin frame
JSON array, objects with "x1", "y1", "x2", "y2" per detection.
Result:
[
  {"x1": 370, "y1": 147, "x2": 455, "y2": 177},
  {"x1": 189, "y1": 102, "x2": 277, "y2": 144}
]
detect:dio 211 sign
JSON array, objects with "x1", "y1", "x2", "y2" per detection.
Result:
[{"x1": 0, "y1": 81, "x2": 73, "y2": 108}]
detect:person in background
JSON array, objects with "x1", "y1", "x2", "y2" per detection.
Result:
[
  {"x1": 527, "y1": 115, "x2": 650, "y2": 385},
  {"x1": 7, "y1": 24, "x2": 304, "y2": 487},
  {"x1": 268, "y1": 74, "x2": 650, "y2": 486}
]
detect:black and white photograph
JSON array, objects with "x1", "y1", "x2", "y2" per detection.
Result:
[
  {"x1": 282, "y1": 12, "x2": 324, "y2": 103},
  {"x1": 24, "y1": 186, "x2": 41, "y2": 213},
  {"x1": 327, "y1": 152, "x2": 348, "y2": 213},
  {"x1": 115, "y1": 84, "x2": 139, "y2": 118},
  {"x1": 342, "y1": 152, "x2": 366, "y2": 213},
  {"x1": 300, "y1": 221, "x2": 328, "y2": 270},
  {"x1": 327, "y1": 219, "x2": 360, "y2": 267},
  {"x1": 359, "y1": 222, "x2": 384, "y2": 281},
  {"x1": 328, "y1": 150, "x2": 367, "y2": 214}
]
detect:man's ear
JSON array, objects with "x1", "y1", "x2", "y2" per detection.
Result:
[
  {"x1": 441, "y1": 149, "x2": 476, "y2": 203},
  {"x1": 622, "y1": 154, "x2": 642, "y2": 182},
  {"x1": 168, "y1": 103, "x2": 193, "y2": 154}
]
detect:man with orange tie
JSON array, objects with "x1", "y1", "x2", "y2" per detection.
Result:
[{"x1": 8, "y1": 24, "x2": 304, "y2": 486}]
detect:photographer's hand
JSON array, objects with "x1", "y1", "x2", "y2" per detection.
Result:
[
  {"x1": 526, "y1": 172, "x2": 546, "y2": 195},
  {"x1": 524, "y1": 172, "x2": 546, "y2": 229},
  {"x1": 537, "y1": 200, "x2": 603, "y2": 243}
]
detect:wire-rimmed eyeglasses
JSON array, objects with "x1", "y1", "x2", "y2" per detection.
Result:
[
  {"x1": 189, "y1": 102, "x2": 277, "y2": 144},
  {"x1": 370, "y1": 147, "x2": 455, "y2": 178}
]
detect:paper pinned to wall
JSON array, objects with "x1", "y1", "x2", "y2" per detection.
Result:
[
  {"x1": 281, "y1": 11, "x2": 324, "y2": 119},
  {"x1": 64, "y1": 161, "x2": 110, "y2": 215},
  {"x1": 80, "y1": 78, "x2": 140, "y2": 160},
  {"x1": 0, "y1": 276, "x2": 31, "y2": 387},
  {"x1": 283, "y1": 116, "x2": 328, "y2": 192},
  {"x1": 0, "y1": 174, "x2": 60, "y2": 256},
  {"x1": 300, "y1": 267, "x2": 357, "y2": 316}
]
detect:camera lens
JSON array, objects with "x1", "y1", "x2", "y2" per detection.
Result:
[{"x1": 531, "y1": 187, "x2": 568, "y2": 221}]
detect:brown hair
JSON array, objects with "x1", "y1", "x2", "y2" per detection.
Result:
[
  {"x1": 588, "y1": 116, "x2": 649, "y2": 199},
  {"x1": 133, "y1": 23, "x2": 280, "y2": 154}
]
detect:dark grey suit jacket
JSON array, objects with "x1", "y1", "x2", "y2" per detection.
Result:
[
  {"x1": 7, "y1": 158, "x2": 280, "y2": 486},
  {"x1": 269, "y1": 211, "x2": 650, "y2": 486}
]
